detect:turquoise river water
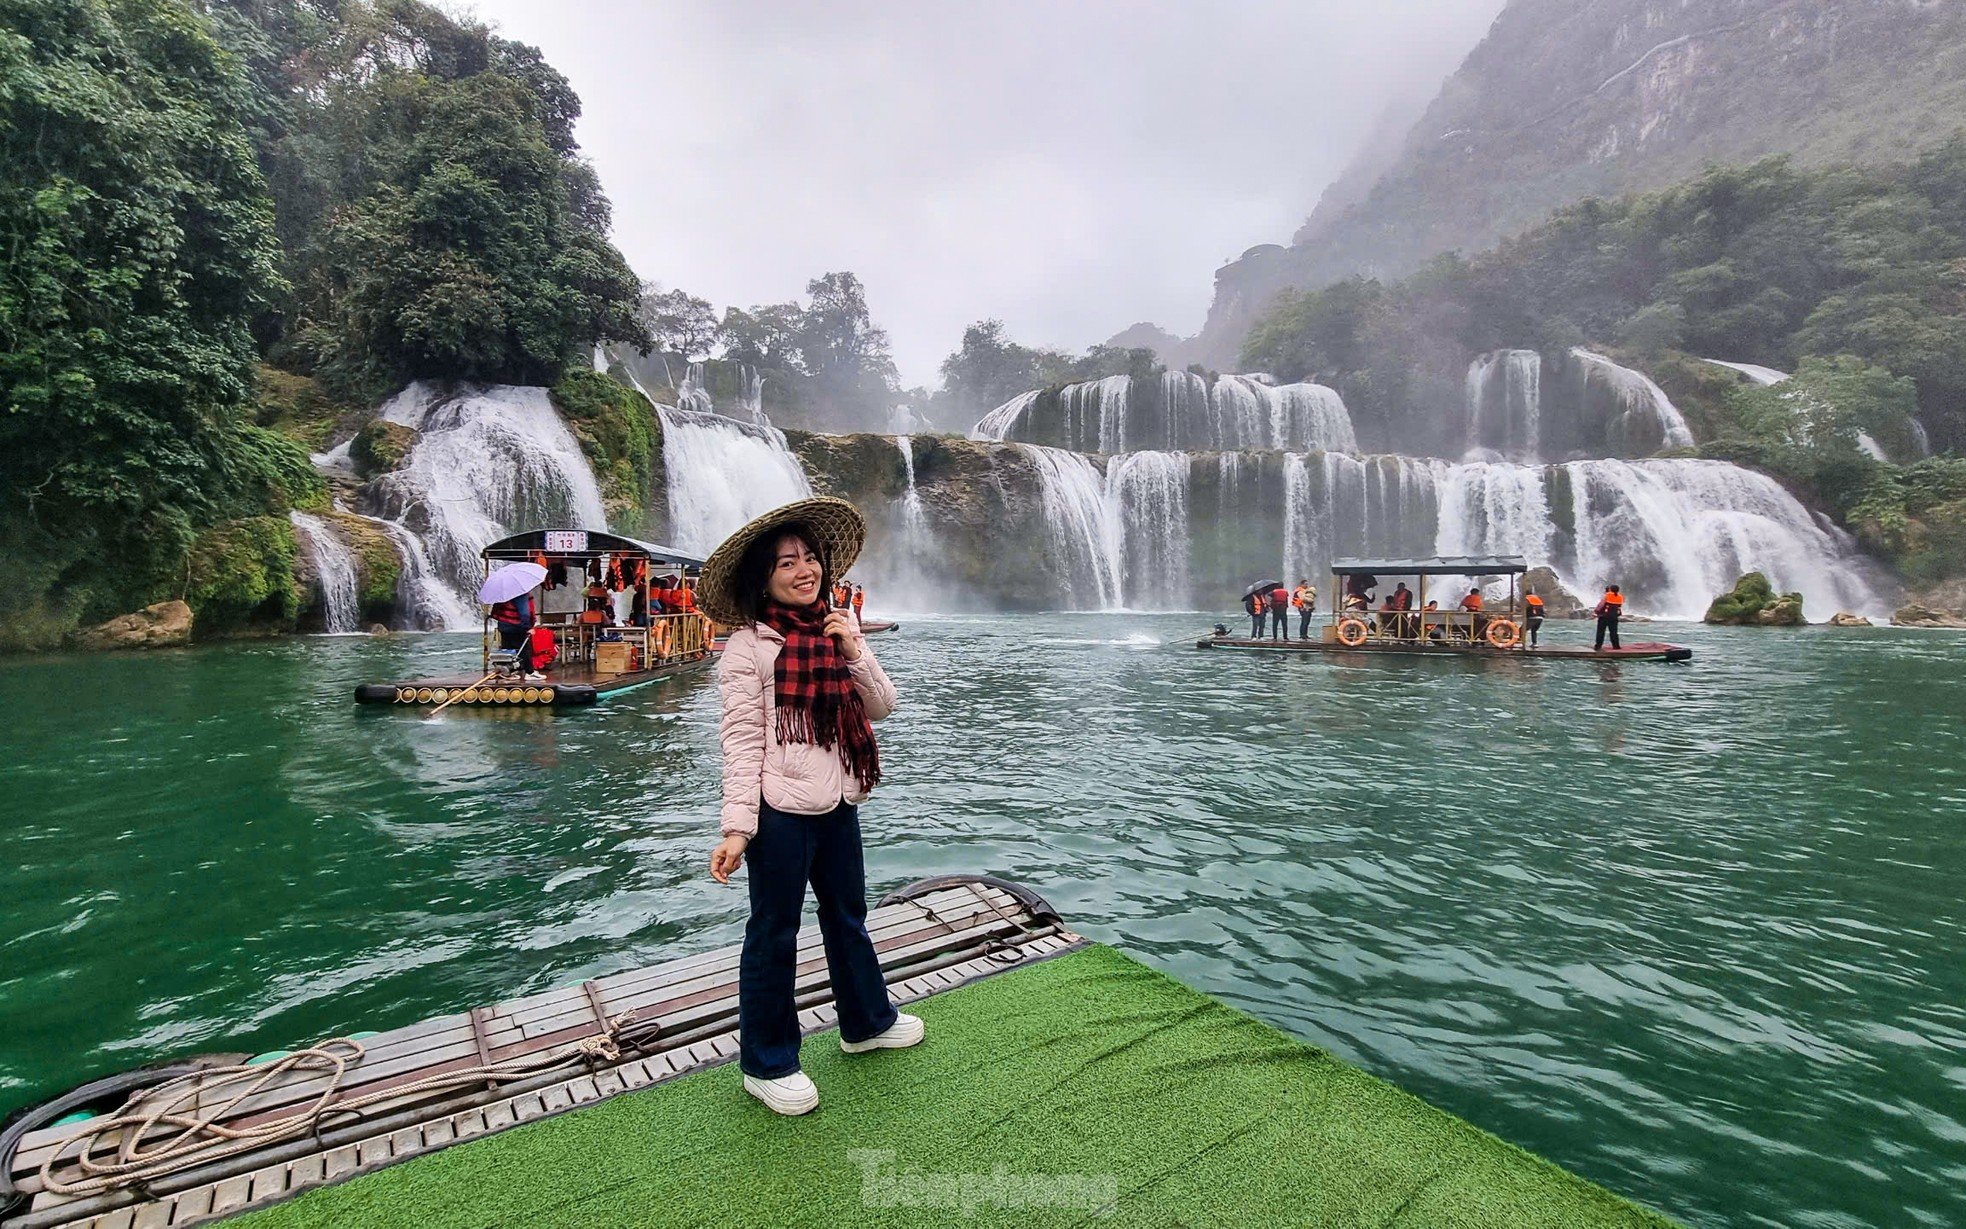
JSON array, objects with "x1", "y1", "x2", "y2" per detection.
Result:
[{"x1": 1, "y1": 615, "x2": 1962, "y2": 1227}]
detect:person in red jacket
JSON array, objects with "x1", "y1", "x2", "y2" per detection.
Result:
[
  {"x1": 1269, "y1": 584, "x2": 1290, "y2": 641},
  {"x1": 526, "y1": 624, "x2": 557, "y2": 680}
]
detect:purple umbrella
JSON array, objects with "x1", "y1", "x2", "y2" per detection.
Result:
[{"x1": 478, "y1": 562, "x2": 548, "y2": 605}]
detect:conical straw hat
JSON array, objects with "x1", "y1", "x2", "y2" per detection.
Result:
[{"x1": 695, "y1": 497, "x2": 866, "y2": 626}]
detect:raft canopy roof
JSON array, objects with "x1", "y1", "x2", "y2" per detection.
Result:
[
  {"x1": 481, "y1": 529, "x2": 703, "y2": 569},
  {"x1": 1332, "y1": 555, "x2": 1529, "y2": 576}
]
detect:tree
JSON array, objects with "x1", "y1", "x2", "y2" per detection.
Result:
[
  {"x1": 299, "y1": 67, "x2": 645, "y2": 390},
  {"x1": 0, "y1": 0, "x2": 307, "y2": 637},
  {"x1": 718, "y1": 303, "x2": 806, "y2": 371},
  {"x1": 938, "y1": 320, "x2": 1038, "y2": 417},
  {"x1": 798, "y1": 272, "x2": 897, "y2": 386},
  {"x1": 637, "y1": 287, "x2": 718, "y2": 360},
  {"x1": 209, "y1": 0, "x2": 647, "y2": 393}
]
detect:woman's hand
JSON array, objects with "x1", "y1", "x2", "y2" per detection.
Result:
[
  {"x1": 710, "y1": 834, "x2": 750, "y2": 883},
  {"x1": 823, "y1": 609, "x2": 863, "y2": 662}
]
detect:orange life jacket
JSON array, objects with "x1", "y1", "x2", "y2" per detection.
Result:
[
  {"x1": 852, "y1": 590, "x2": 864, "y2": 611},
  {"x1": 1601, "y1": 591, "x2": 1624, "y2": 608},
  {"x1": 1525, "y1": 594, "x2": 1545, "y2": 611},
  {"x1": 1292, "y1": 586, "x2": 1313, "y2": 609},
  {"x1": 1461, "y1": 594, "x2": 1484, "y2": 611}
]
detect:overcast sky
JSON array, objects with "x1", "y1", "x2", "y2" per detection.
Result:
[{"x1": 463, "y1": 1, "x2": 1506, "y2": 387}]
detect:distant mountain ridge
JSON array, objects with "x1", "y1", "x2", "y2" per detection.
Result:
[{"x1": 1131, "y1": 0, "x2": 1966, "y2": 369}]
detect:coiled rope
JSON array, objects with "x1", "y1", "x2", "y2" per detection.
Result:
[{"x1": 41, "y1": 1012, "x2": 653, "y2": 1196}]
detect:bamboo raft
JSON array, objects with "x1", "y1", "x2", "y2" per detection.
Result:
[
  {"x1": 0, "y1": 878, "x2": 1074, "y2": 1228},
  {"x1": 355, "y1": 653, "x2": 712, "y2": 708},
  {"x1": 1199, "y1": 636, "x2": 1694, "y2": 663}
]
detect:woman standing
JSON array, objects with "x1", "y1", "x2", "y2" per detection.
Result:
[{"x1": 701, "y1": 498, "x2": 920, "y2": 1116}]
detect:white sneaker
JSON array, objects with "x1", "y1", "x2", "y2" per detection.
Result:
[
  {"x1": 840, "y1": 1012, "x2": 925, "y2": 1054},
  {"x1": 524, "y1": 671, "x2": 546, "y2": 681},
  {"x1": 743, "y1": 1070, "x2": 819, "y2": 1115}
]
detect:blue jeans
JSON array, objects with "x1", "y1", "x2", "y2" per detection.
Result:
[{"x1": 738, "y1": 800, "x2": 898, "y2": 1078}]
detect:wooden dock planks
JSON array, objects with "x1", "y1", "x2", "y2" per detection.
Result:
[{"x1": 4, "y1": 880, "x2": 1076, "y2": 1229}]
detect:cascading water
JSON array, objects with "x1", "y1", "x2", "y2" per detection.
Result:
[
  {"x1": 366, "y1": 382, "x2": 610, "y2": 624},
  {"x1": 1014, "y1": 444, "x2": 1122, "y2": 608},
  {"x1": 975, "y1": 373, "x2": 1357, "y2": 453},
  {"x1": 1464, "y1": 350, "x2": 1543, "y2": 460},
  {"x1": 675, "y1": 362, "x2": 715, "y2": 414},
  {"x1": 657, "y1": 406, "x2": 811, "y2": 555},
  {"x1": 1561, "y1": 459, "x2": 1881, "y2": 620},
  {"x1": 1570, "y1": 349, "x2": 1696, "y2": 455},
  {"x1": 288, "y1": 511, "x2": 361, "y2": 634},
  {"x1": 1106, "y1": 451, "x2": 1190, "y2": 607}
]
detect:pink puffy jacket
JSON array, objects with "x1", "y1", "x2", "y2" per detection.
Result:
[{"x1": 718, "y1": 622, "x2": 898, "y2": 838}]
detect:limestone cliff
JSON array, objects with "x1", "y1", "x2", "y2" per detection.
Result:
[{"x1": 1171, "y1": 0, "x2": 1966, "y2": 368}]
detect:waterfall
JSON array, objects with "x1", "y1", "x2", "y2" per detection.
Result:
[
  {"x1": 1464, "y1": 350, "x2": 1543, "y2": 460},
  {"x1": 289, "y1": 511, "x2": 361, "y2": 633},
  {"x1": 733, "y1": 364, "x2": 767, "y2": 425},
  {"x1": 676, "y1": 362, "x2": 715, "y2": 414},
  {"x1": 1563, "y1": 459, "x2": 1880, "y2": 620},
  {"x1": 657, "y1": 405, "x2": 811, "y2": 555},
  {"x1": 366, "y1": 383, "x2": 609, "y2": 625},
  {"x1": 1570, "y1": 349, "x2": 1696, "y2": 454},
  {"x1": 973, "y1": 391, "x2": 1039, "y2": 442},
  {"x1": 1434, "y1": 461, "x2": 1553, "y2": 561},
  {"x1": 1702, "y1": 359, "x2": 1788, "y2": 386},
  {"x1": 1014, "y1": 444, "x2": 1122, "y2": 608},
  {"x1": 974, "y1": 371, "x2": 1355, "y2": 453},
  {"x1": 367, "y1": 515, "x2": 475, "y2": 630},
  {"x1": 1207, "y1": 375, "x2": 1356, "y2": 451},
  {"x1": 1106, "y1": 451, "x2": 1190, "y2": 607}
]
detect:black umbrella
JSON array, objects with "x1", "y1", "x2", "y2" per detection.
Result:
[{"x1": 1243, "y1": 579, "x2": 1284, "y2": 598}]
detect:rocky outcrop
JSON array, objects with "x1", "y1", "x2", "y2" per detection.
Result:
[
  {"x1": 1705, "y1": 572, "x2": 1805, "y2": 625},
  {"x1": 1891, "y1": 603, "x2": 1966, "y2": 629},
  {"x1": 1521, "y1": 566, "x2": 1586, "y2": 619},
  {"x1": 350, "y1": 420, "x2": 417, "y2": 479},
  {"x1": 1828, "y1": 612, "x2": 1873, "y2": 627},
  {"x1": 68, "y1": 601, "x2": 193, "y2": 650}
]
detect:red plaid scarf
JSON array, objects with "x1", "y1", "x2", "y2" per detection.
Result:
[{"x1": 759, "y1": 600, "x2": 881, "y2": 791}]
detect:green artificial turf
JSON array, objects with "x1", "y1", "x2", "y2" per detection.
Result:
[{"x1": 235, "y1": 944, "x2": 1676, "y2": 1228}]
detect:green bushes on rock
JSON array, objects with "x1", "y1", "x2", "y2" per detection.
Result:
[
  {"x1": 327, "y1": 512, "x2": 404, "y2": 621},
  {"x1": 551, "y1": 369, "x2": 663, "y2": 536},
  {"x1": 255, "y1": 366, "x2": 362, "y2": 452},
  {"x1": 186, "y1": 516, "x2": 304, "y2": 634},
  {"x1": 1705, "y1": 572, "x2": 1806, "y2": 625},
  {"x1": 350, "y1": 421, "x2": 418, "y2": 479}
]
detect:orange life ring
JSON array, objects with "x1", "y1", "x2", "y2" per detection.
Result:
[
  {"x1": 652, "y1": 619, "x2": 673, "y2": 659},
  {"x1": 1335, "y1": 618, "x2": 1370, "y2": 647},
  {"x1": 1485, "y1": 619, "x2": 1522, "y2": 649}
]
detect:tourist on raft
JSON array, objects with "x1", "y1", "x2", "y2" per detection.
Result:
[
  {"x1": 702, "y1": 497, "x2": 917, "y2": 1117},
  {"x1": 1458, "y1": 587, "x2": 1484, "y2": 641},
  {"x1": 490, "y1": 590, "x2": 535, "y2": 674},
  {"x1": 1524, "y1": 587, "x2": 1547, "y2": 647},
  {"x1": 1245, "y1": 589, "x2": 1265, "y2": 638},
  {"x1": 1291, "y1": 579, "x2": 1317, "y2": 640},
  {"x1": 1269, "y1": 582, "x2": 1291, "y2": 641},
  {"x1": 1594, "y1": 584, "x2": 1625, "y2": 650}
]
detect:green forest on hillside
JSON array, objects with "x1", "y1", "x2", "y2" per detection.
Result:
[
  {"x1": 1241, "y1": 147, "x2": 1966, "y2": 584},
  {"x1": 0, "y1": 0, "x2": 646, "y2": 648}
]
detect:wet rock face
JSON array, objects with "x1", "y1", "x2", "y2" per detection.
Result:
[
  {"x1": 1828, "y1": 612, "x2": 1874, "y2": 627},
  {"x1": 68, "y1": 601, "x2": 193, "y2": 650}
]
